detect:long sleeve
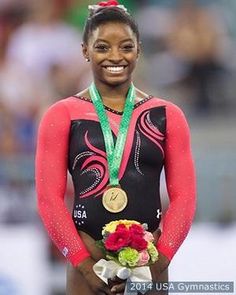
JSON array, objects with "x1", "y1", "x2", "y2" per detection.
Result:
[
  {"x1": 35, "y1": 100, "x2": 90, "y2": 267},
  {"x1": 156, "y1": 103, "x2": 196, "y2": 261}
]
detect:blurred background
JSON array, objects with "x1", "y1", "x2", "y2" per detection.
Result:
[{"x1": 0, "y1": 0, "x2": 235, "y2": 294}]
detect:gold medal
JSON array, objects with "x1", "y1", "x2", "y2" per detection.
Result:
[
  {"x1": 90, "y1": 83, "x2": 135, "y2": 214},
  {"x1": 102, "y1": 187, "x2": 128, "y2": 213}
]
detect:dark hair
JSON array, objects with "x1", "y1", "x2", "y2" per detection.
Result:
[{"x1": 83, "y1": 7, "x2": 140, "y2": 44}]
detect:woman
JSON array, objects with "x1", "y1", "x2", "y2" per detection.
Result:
[{"x1": 35, "y1": 1, "x2": 196, "y2": 294}]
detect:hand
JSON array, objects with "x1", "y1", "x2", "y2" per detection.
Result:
[
  {"x1": 77, "y1": 257, "x2": 113, "y2": 295},
  {"x1": 149, "y1": 252, "x2": 170, "y2": 282},
  {"x1": 108, "y1": 277, "x2": 126, "y2": 294},
  {"x1": 150, "y1": 228, "x2": 170, "y2": 282}
]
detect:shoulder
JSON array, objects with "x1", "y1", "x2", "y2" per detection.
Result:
[
  {"x1": 150, "y1": 97, "x2": 189, "y2": 131},
  {"x1": 50, "y1": 96, "x2": 78, "y2": 110},
  {"x1": 41, "y1": 96, "x2": 78, "y2": 118},
  {"x1": 38, "y1": 97, "x2": 76, "y2": 131},
  {"x1": 151, "y1": 96, "x2": 185, "y2": 114}
]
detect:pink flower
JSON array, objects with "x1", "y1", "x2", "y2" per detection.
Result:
[
  {"x1": 105, "y1": 230, "x2": 130, "y2": 251},
  {"x1": 143, "y1": 231, "x2": 155, "y2": 242},
  {"x1": 129, "y1": 235, "x2": 148, "y2": 251},
  {"x1": 137, "y1": 250, "x2": 150, "y2": 266}
]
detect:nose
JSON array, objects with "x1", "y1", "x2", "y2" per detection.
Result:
[{"x1": 107, "y1": 47, "x2": 123, "y2": 63}]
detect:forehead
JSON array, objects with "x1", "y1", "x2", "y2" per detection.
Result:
[{"x1": 89, "y1": 22, "x2": 136, "y2": 43}]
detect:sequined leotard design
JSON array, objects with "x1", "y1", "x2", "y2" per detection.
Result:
[{"x1": 35, "y1": 95, "x2": 196, "y2": 267}]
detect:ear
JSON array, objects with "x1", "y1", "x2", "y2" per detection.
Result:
[
  {"x1": 137, "y1": 41, "x2": 142, "y2": 59},
  {"x1": 82, "y1": 42, "x2": 90, "y2": 61}
]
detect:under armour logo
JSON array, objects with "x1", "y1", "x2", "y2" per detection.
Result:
[{"x1": 156, "y1": 209, "x2": 162, "y2": 219}]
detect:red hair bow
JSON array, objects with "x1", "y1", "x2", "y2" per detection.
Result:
[{"x1": 97, "y1": 1, "x2": 119, "y2": 7}]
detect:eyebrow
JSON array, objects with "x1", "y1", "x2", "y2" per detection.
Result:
[{"x1": 94, "y1": 38, "x2": 135, "y2": 44}]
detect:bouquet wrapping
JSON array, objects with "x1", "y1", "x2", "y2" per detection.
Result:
[{"x1": 93, "y1": 220, "x2": 159, "y2": 294}]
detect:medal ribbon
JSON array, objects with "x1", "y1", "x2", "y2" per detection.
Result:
[{"x1": 89, "y1": 82, "x2": 135, "y2": 187}]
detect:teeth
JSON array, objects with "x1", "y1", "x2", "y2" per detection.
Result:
[{"x1": 106, "y1": 66, "x2": 125, "y2": 73}]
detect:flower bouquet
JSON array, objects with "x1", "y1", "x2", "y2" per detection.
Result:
[{"x1": 93, "y1": 220, "x2": 159, "y2": 294}]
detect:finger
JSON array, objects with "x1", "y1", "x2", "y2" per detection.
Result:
[
  {"x1": 95, "y1": 281, "x2": 113, "y2": 295},
  {"x1": 103, "y1": 285, "x2": 113, "y2": 295},
  {"x1": 111, "y1": 282, "x2": 126, "y2": 293},
  {"x1": 97, "y1": 289, "x2": 111, "y2": 295},
  {"x1": 109, "y1": 277, "x2": 126, "y2": 284},
  {"x1": 153, "y1": 228, "x2": 162, "y2": 243},
  {"x1": 155, "y1": 228, "x2": 161, "y2": 241}
]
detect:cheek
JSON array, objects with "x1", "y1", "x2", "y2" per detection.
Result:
[
  {"x1": 127, "y1": 51, "x2": 139, "y2": 62},
  {"x1": 90, "y1": 57, "x2": 103, "y2": 70},
  {"x1": 128, "y1": 54, "x2": 139, "y2": 68},
  {"x1": 90, "y1": 53, "x2": 105, "y2": 65}
]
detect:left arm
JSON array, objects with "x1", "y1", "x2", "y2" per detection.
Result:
[{"x1": 152, "y1": 102, "x2": 197, "y2": 278}]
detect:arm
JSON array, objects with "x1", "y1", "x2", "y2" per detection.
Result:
[
  {"x1": 152, "y1": 103, "x2": 196, "y2": 277},
  {"x1": 157, "y1": 103, "x2": 196, "y2": 261},
  {"x1": 36, "y1": 101, "x2": 115, "y2": 294},
  {"x1": 35, "y1": 101, "x2": 90, "y2": 266}
]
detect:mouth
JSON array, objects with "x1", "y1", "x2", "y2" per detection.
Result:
[{"x1": 102, "y1": 65, "x2": 127, "y2": 74}]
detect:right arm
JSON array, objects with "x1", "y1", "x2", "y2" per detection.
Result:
[
  {"x1": 35, "y1": 101, "x2": 113, "y2": 294},
  {"x1": 35, "y1": 101, "x2": 90, "y2": 266}
]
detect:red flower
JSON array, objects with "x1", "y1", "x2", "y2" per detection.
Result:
[
  {"x1": 105, "y1": 230, "x2": 130, "y2": 251},
  {"x1": 116, "y1": 224, "x2": 127, "y2": 232},
  {"x1": 129, "y1": 235, "x2": 148, "y2": 251},
  {"x1": 97, "y1": 1, "x2": 119, "y2": 7},
  {"x1": 129, "y1": 224, "x2": 144, "y2": 236}
]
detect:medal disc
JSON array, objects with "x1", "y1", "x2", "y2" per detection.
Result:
[{"x1": 102, "y1": 187, "x2": 128, "y2": 213}]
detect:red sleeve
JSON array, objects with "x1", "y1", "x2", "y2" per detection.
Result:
[
  {"x1": 156, "y1": 102, "x2": 196, "y2": 261},
  {"x1": 35, "y1": 100, "x2": 90, "y2": 267}
]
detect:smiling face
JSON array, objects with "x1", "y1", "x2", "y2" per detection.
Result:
[{"x1": 83, "y1": 22, "x2": 140, "y2": 87}]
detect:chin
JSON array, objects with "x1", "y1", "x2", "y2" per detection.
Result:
[{"x1": 103, "y1": 76, "x2": 131, "y2": 87}]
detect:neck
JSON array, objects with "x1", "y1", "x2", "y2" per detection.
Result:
[{"x1": 93, "y1": 79, "x2": 132, "y2": 102}]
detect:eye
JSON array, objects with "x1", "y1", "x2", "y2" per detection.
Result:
[
  {"x1": 94, "y1": 44, "x2": 109, "y2": 52},
  {"x1": 121, "y1": 44, "x2": 135, "y2": 52}
]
